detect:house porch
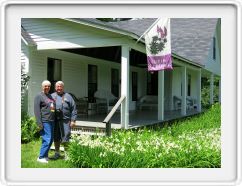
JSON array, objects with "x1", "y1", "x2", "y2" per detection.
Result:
[{"x1": 75, "y1": 108, "x2": 200, "y2": 129}]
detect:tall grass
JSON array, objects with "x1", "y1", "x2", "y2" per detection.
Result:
[{"x1": 68, "y1": 104, "x2": 221, "y2": 168}]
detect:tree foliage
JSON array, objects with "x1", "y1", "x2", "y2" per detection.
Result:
[
  {"x1": 201, "y1": 77, "x2": 220, "y2": 109},
  {"x1": 21, "y1": 64, "x2": 30, "y2": 93}
]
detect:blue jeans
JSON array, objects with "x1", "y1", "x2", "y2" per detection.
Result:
[{"x1": 39, "y1": 122, "x2": 54, "y2": 159}]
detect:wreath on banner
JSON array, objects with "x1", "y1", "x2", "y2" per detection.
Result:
[{"x1": 149, "y1": 25, "x2": 168, "y2": 55}]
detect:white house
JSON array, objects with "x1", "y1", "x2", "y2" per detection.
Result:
[{"x1": 21, "y1": 18, "x2": 221, "y2": 129}]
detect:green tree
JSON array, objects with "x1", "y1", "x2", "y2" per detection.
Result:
[
  {"x1": 21, "y1": 64, "x2": 30, "y2": 94},
  {"x1": 201, "y1": 76, "x2": 220, "y2": 108}
]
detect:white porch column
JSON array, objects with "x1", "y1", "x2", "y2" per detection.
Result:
[
  {"x1": 197, "y1": 69, "x2": 202, "y2": 112},
  {"x1": 158, "y1": 71, "x2": 164, "y2": 120},
  {"x1": 210, "y1": 73, "x2": 214, "y2": 104},
  {"x1": 121, "y1": 45, "x2": 130, "y2": 129},
  {"x1": 181, "y1": 66, "x2": 187, "y2": 116}
]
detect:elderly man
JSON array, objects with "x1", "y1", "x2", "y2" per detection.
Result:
[
  {"x1": 51, "y1": 81, "x2": 77, "y2": 159},
  {"x1": 34, "y1": 80, "x2": 55, "y2": 163}
]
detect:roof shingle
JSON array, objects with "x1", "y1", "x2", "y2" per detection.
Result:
[{"x1": 107, "y1": 18, "x2": 218, "y2": 66}]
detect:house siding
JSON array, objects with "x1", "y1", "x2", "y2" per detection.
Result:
[{"x1": 203, "y1": 25, "x2": 221, "y2": 76}]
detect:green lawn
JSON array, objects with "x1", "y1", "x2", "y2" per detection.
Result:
[{"x1": 21, "y1": 140, "x2": 74, "y2": 168}]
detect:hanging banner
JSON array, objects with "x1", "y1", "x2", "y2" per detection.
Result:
[{"x1": 144, "y1": 18, "x2": 173, "y2": 72}]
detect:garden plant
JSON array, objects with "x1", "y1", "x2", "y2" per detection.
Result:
[{"x1": 67, "y1": 104, "x2": 221, "y2": 168}]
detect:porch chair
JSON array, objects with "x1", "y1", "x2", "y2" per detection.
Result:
[
  {"x1": 137, "y1": 95, "x2": 158, "y2": 110},
  {"x1": 186, "y1": 96, "x2": 197, "y2": 110},
  {"x1": 75, "y1": 98, "x2": 89, "y2": 117},
  {"x1": 94, "y1": 89, "x2": 118, "y2": 114},
  {"x1": 173, "y1": 95, "x2": 197, "y2": 110},
  {"x1": 173, "y1": 96, "x2": 182, "y2": 110}
]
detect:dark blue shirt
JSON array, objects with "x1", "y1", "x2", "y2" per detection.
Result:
[
  {"x1": 51, "y1": 92, "x2": 77, "y2": 121},
  {"x1": 34, "y1": 92, "x2": 55, "y2": 125}
]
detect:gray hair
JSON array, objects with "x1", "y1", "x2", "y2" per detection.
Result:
[
  {"x1": 55, "y1": 81, "x2": 64, "y2": 87},
  {"x1": 41, "y1": 80, "x2": 51, "y2": 87}
]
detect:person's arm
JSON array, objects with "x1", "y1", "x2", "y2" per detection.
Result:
[
  {"x1": 69, "y1": 95, "x2": 77, "y2": 127},
  {"x1": 34, "y1": 94, "x2": 43, "y2": 130}
]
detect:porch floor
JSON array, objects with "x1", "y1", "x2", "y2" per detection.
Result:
[{"x1": 75, "y1": 109, "x2": 200, "y2": 129}]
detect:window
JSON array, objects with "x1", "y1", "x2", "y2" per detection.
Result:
[
  {"x1": 47, "y1": 57, "x2": 62, "y2": 93},
  {"x1": 132, "y1": 72, "x2": 138, "y2": 101},
  {"x1": 147, "y1": 72, "x2": 158, "y2": 95},
  {"x1": 88, "y1": 65, "x2": 97, "y2": 103},
  {"x1": 187, "y1": 74, "x2": 191, "y2": 96},
  {"x1": 213, "y1": 37, "x2": 216, "y2": 60},
  {"x1": 111, "y1": 68, "x2": 119, "y2": 97}
]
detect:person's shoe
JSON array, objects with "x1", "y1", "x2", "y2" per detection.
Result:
[
  {"x1": 37, "y1": 157, "x2": 48, "y2": 163},
  {"x1": 49, "y1": 153, "x2": 60, "y2": 160}
]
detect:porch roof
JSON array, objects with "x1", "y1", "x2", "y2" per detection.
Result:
[
  {"x1": 21, "y1": 26, "x2": 36, "y2": 46},
  {"x1": 21, "y1": 18, "x2": 218, "y2": 67},
  {"x1": 67, "y1": 18, "x2": 218, "y2": 67}
]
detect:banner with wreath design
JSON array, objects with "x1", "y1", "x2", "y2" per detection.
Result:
[{"x1": 144, "y1": 18, "x2": 173, "y2": 72}]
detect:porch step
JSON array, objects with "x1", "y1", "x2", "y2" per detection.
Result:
[
  {"x1": 71, "y1": 125, "x2": 106, "y2": 136},
  {"x1": 50, "y1": 126, "x2": 106, "y2": 152}
]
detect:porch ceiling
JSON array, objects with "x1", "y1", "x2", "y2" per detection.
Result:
[
  {"x1": 60, "y1": 46, "x2": 150, "y2": 68},
  {"x1": 60, "y1": 46, "x2": 182, "y2": 68},
  {"x1": 61, "y1": 46, "x2": 121, "y2": 63}
]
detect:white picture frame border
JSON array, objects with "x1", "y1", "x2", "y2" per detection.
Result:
[{"x1": 0, "y1": 0, "x2": 241, "y2": 185}]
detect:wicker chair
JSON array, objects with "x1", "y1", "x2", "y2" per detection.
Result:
[{"x1": 94, "y1": 90, "x2": 118, "y2": 114}]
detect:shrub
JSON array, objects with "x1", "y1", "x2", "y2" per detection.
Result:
[
  {"x1": 201, "y1": 77, "x2": 220, "y2": 109},
  {"x1": 21, "y1": 64, "x2": 30, "y2": 110},
  {"x1": 21, "y1": 112, "x2": 39, "y2": 143}
]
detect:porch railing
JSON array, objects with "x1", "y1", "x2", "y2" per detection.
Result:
[{"x1": 103, "y1": 95, "x2": 126, "y2": 136}]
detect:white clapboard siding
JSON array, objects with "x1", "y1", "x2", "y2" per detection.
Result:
[
  {"x1": 190, "y1": 70, "x2": 199, "y2": 99},
  {"x1": 21, "y1": 18, "x2": 128, "y2": 50},
  {"x1": 203, "y1": 27, "x2": 221, "y2": 76},
  {"x1": 28, "y1": 49, "x2": 48, "y2": 115}
]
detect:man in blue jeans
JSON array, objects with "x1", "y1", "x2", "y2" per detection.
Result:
[{"x1": 34, "y1": 80, "x2": 55, "y2": 163}]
